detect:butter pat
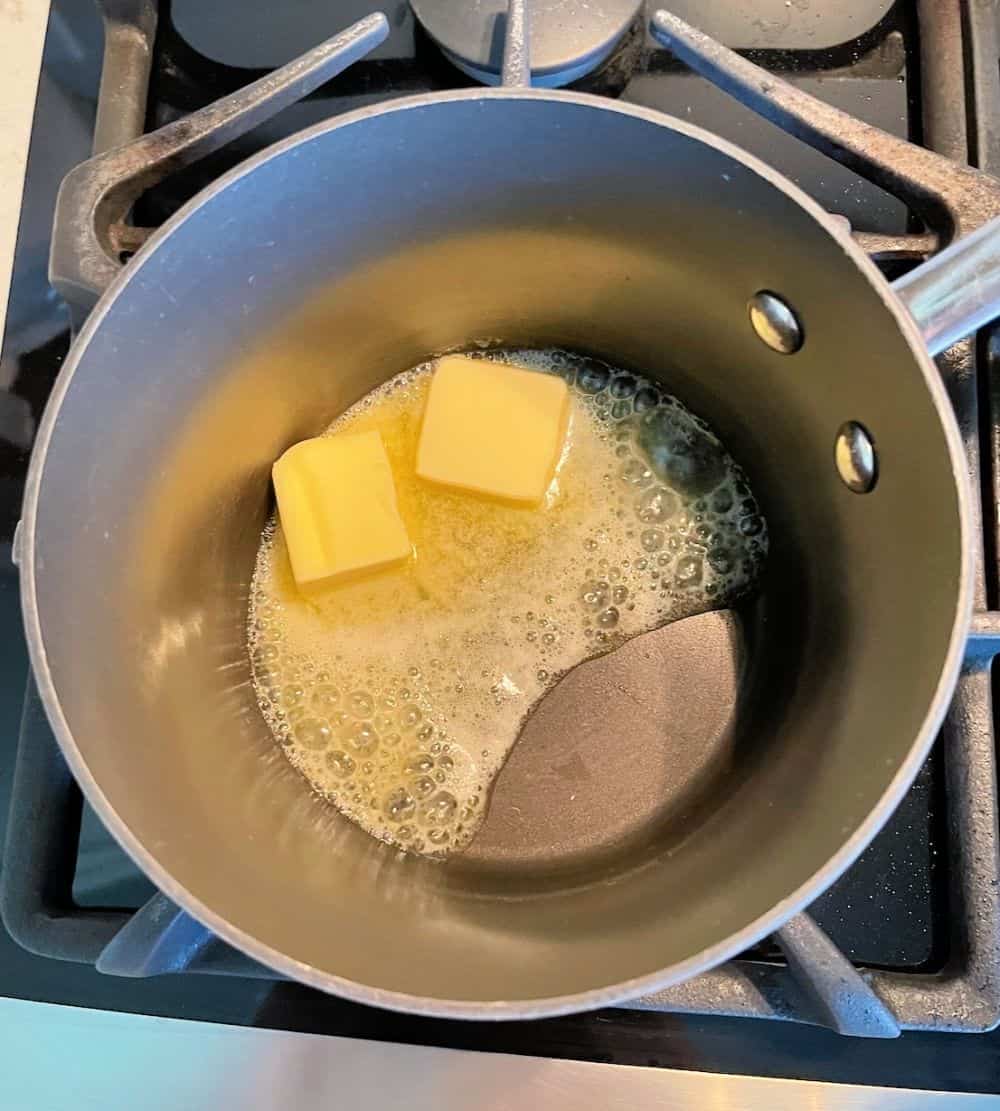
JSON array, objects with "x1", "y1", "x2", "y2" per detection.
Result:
[
  {"x1": 416, "y1": 356, "x2": 569, "y2": 505},
  {"x1": 272, "y1": 430, "x2": 411, "y2": 590}
]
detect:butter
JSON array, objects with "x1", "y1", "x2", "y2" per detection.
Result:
[
  {"x1": 272, "y1": 430, "x2": 411, "y2": 590},
  {"x1": 416, "y1": 356, "x2": 569, "y2": 505}
]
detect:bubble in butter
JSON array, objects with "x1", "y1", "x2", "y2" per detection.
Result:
[{"x1": 248, "y1": 350, "x2": 768, "y2": 857}]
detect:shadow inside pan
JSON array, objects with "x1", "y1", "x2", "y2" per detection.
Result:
[{"x1": 457, "y1": 606, "x2": 747, "y2": 883}]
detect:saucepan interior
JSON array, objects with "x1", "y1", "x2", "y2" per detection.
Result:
[{"x1": 23, "y1": 92, "x2": 967, "y2": 1012}]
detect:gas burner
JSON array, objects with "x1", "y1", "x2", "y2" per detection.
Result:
[{"x1": 409, "y1": 0, "x2": 642, "y2": 87}]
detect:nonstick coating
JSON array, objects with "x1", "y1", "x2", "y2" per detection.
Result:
[{"x1": 21, "y1": 91, "x2": 970, "y2": 1016}]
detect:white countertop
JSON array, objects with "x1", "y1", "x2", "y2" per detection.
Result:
[{"x1": 0, "y1": 0, "x2": 50, "y2": 345}]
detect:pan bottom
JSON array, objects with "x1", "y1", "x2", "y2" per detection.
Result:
[{"x1": 459, "y1": 608, "x2": 745, "y2": 880}]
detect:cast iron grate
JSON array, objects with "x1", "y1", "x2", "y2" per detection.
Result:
[{"x1": 3, "y1": 0, "x2": 1000, "y2": 1036}]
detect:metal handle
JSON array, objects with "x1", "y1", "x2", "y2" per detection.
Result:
[
  {"x1": 49, "y1": 12, "x2": 390, "y2": 323},
  {"x1": 893, "y1": 216, "x2": 1000, "y2": 357}
]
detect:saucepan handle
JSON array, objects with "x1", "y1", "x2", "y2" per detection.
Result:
[{"x1": 893, "y1": 216, "x2": 1000, "y2": 356}]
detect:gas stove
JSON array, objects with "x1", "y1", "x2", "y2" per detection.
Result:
[{"x1": 2, "y1": 0, "x2": 1000, "y2": 1082}]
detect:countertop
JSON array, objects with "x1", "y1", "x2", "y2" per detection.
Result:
[{"x1": 0, "y1": 0, "x2": 49, "y2": 345}]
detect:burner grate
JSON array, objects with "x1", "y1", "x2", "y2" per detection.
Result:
[{"x1": 4, "y1": 0, "x2": 1000, "y2": 1037}]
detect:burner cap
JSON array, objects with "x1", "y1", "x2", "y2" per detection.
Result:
[{"x1": 411, "y1": 0, "x2": 642, "y2": 87}]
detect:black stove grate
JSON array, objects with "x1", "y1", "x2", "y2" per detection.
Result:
[{"x1": 2, "y1": 0, "x2": 999, "y2": 1037}]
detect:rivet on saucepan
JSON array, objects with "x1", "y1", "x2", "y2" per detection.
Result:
[
  {"x1": 748, "y1": 291, "x2": 803, "y2": 354},
  {"x1": 835, "y1": 421, "x2": 878, "y2": 493}
]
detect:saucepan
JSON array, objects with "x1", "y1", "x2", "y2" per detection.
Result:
[{"x1": 16, "y1": 9, "x2": 1000, "y2": 1018}]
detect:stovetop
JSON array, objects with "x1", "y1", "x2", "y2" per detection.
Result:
[{"x1": 1, "y1": 0, "x2": 1000, "y2": 1091}]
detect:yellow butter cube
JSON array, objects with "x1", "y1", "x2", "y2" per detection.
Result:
[
  {"x1": 416, "y1": 356, "x2": 569, "y2": 505},
  {"x1": 272, "y1": 430, "x2": 411, "y2": 590}
]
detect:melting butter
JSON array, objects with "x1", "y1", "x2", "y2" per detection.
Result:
[{"x1": 248, "y1": 350, "x2": 767, "y2": 857}]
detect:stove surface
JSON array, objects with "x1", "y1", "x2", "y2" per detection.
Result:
[{"x1": 1, "y1": 0, "x2": 999, "y2": 1090}]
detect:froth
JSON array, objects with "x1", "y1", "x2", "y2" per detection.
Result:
[{"x1": 248, "y1": 349, "x2": 767, "y2": 857}]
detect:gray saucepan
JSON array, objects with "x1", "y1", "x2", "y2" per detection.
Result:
[{"x1": 16, "y1": 11, "x2": 1000, "y2": 1018}]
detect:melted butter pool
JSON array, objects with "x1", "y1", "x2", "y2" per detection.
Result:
[{"x1": 248, "y1": 350, "x2": 767, "y2": 857}]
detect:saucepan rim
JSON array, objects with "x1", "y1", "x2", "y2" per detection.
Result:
[{"x1": 18, "y1": 87, "x2": 974, "y2": 1018}]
